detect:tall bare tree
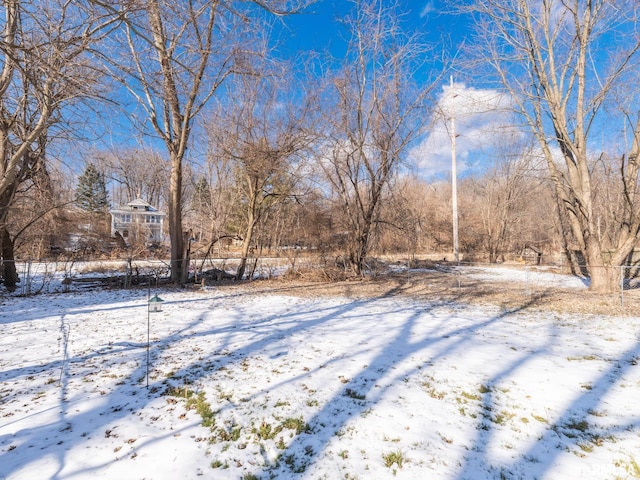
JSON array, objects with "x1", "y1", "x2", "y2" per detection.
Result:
[
  {"x1": 94, "y1": 146, "x2": 169, "y2": 208},
  {"x1": 467, "y1": 138, "x2": 547, "y2": 263},
  {"x1": 0, "y1": 0, "x2": 119, "y2": 290},
  {"x1": 460, "y1": 0, "x2": 640, "y2": 292},
  {"x1": 103, "y1": 0, "x2": 309, "y2": 284},
  {"x1": 320, "y1": 0, "x2": 440, "y2": 275},
  {"x1": 207, "y1": 68, "x2": 312, "y2": 280}
]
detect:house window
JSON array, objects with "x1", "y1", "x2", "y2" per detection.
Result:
[
  {"x1": 146, "y1": 215, "x2": 156, "y2": 224},
  {"x1": 123, "y1": 230, "x2": 129, "y2": 238},
  {"x1": 121, "y1": 214, "x2": 131, "y2": 223}
]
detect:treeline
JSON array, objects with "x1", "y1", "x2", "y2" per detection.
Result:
[{"x1": 2, "y1": 1, "x2": 640, "y2": 294}]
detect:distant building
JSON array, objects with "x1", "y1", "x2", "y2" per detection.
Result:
[{"x1": 109, "y1": 198, "x2": 166, "y2": 245}]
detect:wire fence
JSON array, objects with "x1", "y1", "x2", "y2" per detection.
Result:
[
  {"x1": 446, "y1": 262, "x2": 640, "y2": 308},
  {"x1": 2, "y1": 256, "x2": 639, "y2": 308}
]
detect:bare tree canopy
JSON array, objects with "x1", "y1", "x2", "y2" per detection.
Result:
[
  {"x1": 458, "y1": 0, "x2": 640, "y2": 292},
  {"x1": 99, "y1": 0, "x2": 311, "y2": 284},
  {"x1": 206, "y1": 63, "x2": 313, "y2": 280},
  {"x1": 0, "y1": 0, "x2": 120, "y2": 290},
  {"x1": 319, "y1": 0, "x2": 441, "y2": 275}
]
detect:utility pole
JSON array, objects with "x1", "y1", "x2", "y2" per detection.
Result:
[{"x1": 450, "y1": 76, "x2": 460, "y2": 263}]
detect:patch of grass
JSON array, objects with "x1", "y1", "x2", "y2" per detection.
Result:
[
  {"x1": 185, "y1": 392, "x2": 216, "y2": 428},
  {"x1": 422, "y1": 381, "x2": 445, "y2": 400},
  {"x1": 479, "y1": 384, "x2": 492, "y2": 394},
  {"x1": 282, "y1": 416, "x2": 310, "y2": 435},
  {"x1": 209, "y1": 424, "x2": 242, "y2": 443},
  {"x1": 382, "y1": 449, "x2": 404, "y2": 469},
  {"x1": 301, "y1": 384, "x2": 316, "y2": 394},
  {"x1": 619, "y1": 456, "x2": 640, "y2": 478},
  {"x1": 211, "y1": 459, "x2": 228, "y2": 469},
  {"x1": 217, "y1": 391, "x2": 233, "y2": 402},
  {"x1": 577, "y1": 442, "x2": 593, "y2": 453},
  {"x1": 254, "y1": 421, "x2": 282, "y2": 441},
  {"x1": 460, "y1": 390, "x2": 481, "y2": 401},
  {"x1": 282, "y1": 453, "x2": 307, "y2": 473},
  {"x1": 344, "y1": 388, "x2": 366, "y2": 400},
  {"x1": 253, "y1": 416, "x2": 309, "y2": 442},
  {"x1": 565, "y1": 420, "x2": 589, "y2": 432},
  {"x1": 491, "y1": 410, "x2": 515, "y2": 425},
  {"x1": 532, "y1": 414, "x2": 548, "y2": 423},
  {"x1": 164, "y1": 385, "x2": 195, "y2": 399},
  {"x1": 567, "y1": 354, "x2": 600, "y2": 361},
  {"x1": 338, "y1": 449, "x2": 349, "y2": 459}
]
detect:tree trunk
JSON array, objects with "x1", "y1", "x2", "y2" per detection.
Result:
[
  {"x1": 350, "y1": 230, "x2": 370, "y2": 276},
  {"x1": 169, "y1": 153, "x2": 185, "y2": 284},
  {"x1": 181, "y1": 229, "x2": 192, "y2": 284},
  {"x1": 236, "y1": 217, "x2": 256, "y2": 280},
  {"x1": 584, "y1": 235, "x2": 616, "y2": 293},
  {"x1": 589, "y1": 264, "x2": 619, "y2": 294},
  {"x1": 0, "y1": 226, "x2": 18, "y2": 292}
]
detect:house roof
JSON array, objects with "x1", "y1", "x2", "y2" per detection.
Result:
[
  {"x1": 109, "y1": 198, "x2": 165, "y2": 216},
  {"x1": 128, "y1": 198, "x2": 157, "y2": 210}
]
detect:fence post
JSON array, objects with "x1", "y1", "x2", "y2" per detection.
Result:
[
  {"x1": 24, "y1": 259, "x2": 32, "y2": 296},
  {"x1": 620, "y1": 266, "x2": 624, "y2": 309}
]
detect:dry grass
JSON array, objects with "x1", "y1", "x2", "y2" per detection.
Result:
[{"x1": 217, "y1": 266, "x2": 640, "y2": 317}]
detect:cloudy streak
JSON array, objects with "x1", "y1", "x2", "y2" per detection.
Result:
[{"x1": 409, "y1": 82, "x2": 518, "y2": 178}]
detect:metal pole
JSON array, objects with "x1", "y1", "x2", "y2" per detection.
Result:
[
  {"x1": 146, "y1": 281, "x2": 150, "y2": 389},
  {"x1": 146, "y1": 304, "x2": 150, "y2": 388},
  {"x1": 620, "y1": 266, "x2": 624, "y2": 309},
  {"x1": 450, "y1": 76, "x2": 460, "y2": 263}
]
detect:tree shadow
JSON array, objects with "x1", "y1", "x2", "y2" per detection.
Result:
[
  {"x1": 257, "y1": 288, "x2": 542, "y2": 477},
  {"x1": 1, "y1": 285, "x2": 389, "y2": 478},
  {"x1": 454, "y1": 331, "x2": 640, "y2": 479},
  {"x1": 2, "y1": 282, "x2": 637, "y2": 479}
]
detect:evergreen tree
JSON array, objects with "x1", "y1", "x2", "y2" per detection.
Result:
[
  {"x1": 76, "y1": 163, "x2": 109, "y2": 213},
  {"x1": 193, "y1": 176, "x2": 212, "y2": 215}
]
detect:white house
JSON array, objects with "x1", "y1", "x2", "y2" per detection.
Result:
[{"x1": 109, "y1": 198, "x2": 166, "y2": 245}]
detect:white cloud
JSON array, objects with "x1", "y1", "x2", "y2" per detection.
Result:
[
  {"x1": 409, "y1": 82, "x2": 519, "y2": 178},
  {"x1": 420, "y1": 1, "x2": 436, "y2": 18}
]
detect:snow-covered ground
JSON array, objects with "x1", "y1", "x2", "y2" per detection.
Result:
[
  {"x1": 460, "y1": 265, "x2": 590, "y2": 289},
  {"x1": 1, "y1": 267, "x2": 640, "y2": 479}
]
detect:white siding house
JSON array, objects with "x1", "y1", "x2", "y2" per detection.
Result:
[{"x1": 109, "y1": 198, "x2": 166, "y2": 245}]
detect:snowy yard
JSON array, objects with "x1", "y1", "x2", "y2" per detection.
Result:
[{"x1": 1, "y1": 267, "x2": 640, "y2": 479}]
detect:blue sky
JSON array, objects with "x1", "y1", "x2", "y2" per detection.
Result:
[
  {"x1": 76, "y1": 1, "x2": 496, "y2": 180},
  {"x1": 276, "y1": 0, "x2": 462, "y2": 57},
  {"x1": 273, "y1": 0, "x2": 504, "y2": 179}
]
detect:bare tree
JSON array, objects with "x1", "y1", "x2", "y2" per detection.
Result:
[
  {"x1": 207, "y1": 68, "x2": 312, "y2": 280},
  {"x1": 0, "y1": 0, "x2": 119, "y2": 291},
  {"x1": 102, "y1": 0, "x2": 309, "y2": 284},
  {"x1": 191, "y1": 147, "x2": 241, "y2": 262},
  {"x1": 95, "y1": 147, "x2": 169, "y2": 208},
  {"x1": 375, "y1": 176, "x2": 428, "y2": 259},
  {"x1": 467, "y1": 138, "x2": 547, "y2": 263},
  {"x1": 320, "y1": 0, "x2": 440, "y2": 275},
  {"x1": 460, "y1": 0, "x2": 640, "y2": 292}
]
